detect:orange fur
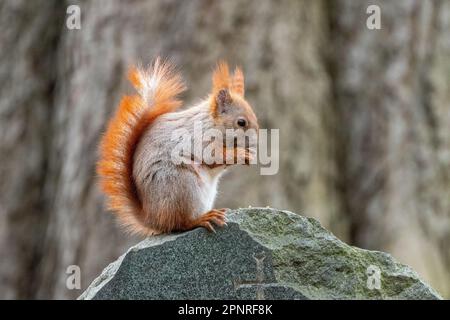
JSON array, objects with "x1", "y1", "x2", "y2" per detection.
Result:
[
  {"x1": 97, "y1": 58, "x2": 186, "y2": 236},
  {"x1": 127, "y1": 66, "x2": 142, "y2": 90},
  {"x1": 212, "y1": 61, "x2": 232, "y2": 96},
  {"x1": 211, "y1": 61, "x2": 246, "y2": 116},
  {"x1": 232, "y1": 67, "x2": 245, "y2": 96}
]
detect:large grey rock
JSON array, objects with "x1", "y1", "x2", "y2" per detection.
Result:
[{"x1": 79, "y1": 208, "x2": 442, "y2": 300}]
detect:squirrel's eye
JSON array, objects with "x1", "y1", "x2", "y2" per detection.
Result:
[{"x1": 237, "y1": 118, "x2": 247, "y2": 127}]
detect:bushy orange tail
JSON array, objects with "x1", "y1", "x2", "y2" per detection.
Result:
[{"x1": 97, "y1": 58, "x2": 186, "y2": 236}]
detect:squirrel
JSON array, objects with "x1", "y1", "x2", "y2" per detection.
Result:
[{"x1": 97, "y1": 57, "x2": 258, "y2": 236}]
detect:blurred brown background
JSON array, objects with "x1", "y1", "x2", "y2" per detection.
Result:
[{"x1": 0, "y1": 0, "x2": 449, "y2": 299}]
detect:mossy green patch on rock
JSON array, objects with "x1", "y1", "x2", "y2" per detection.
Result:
[{"x1": 228, "y1": 208, "x2": 441, "y2": 299}]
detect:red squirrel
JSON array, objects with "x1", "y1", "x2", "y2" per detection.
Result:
[{"x1": 97, "y1": 58, "x2": 258, "y2": 236}]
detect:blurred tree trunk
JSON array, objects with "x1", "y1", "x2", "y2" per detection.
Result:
[
  {"x1": 0, "y1": 0, "x2": 448, "y2": 299},
  {"x1": 329, "y1": 0, "x2": 450, "y2": 296},
  {"x1": 0, "y1": 0, "x2": 63, "y2": 299}
]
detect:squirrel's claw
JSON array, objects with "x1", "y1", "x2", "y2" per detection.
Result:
[{"x1": 201, "y1": 221, "x2": 216, "y2": 233}]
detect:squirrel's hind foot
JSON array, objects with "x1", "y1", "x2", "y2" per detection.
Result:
[{"x1": 187, "y1": 208, "x2": 229, "y2": 233}]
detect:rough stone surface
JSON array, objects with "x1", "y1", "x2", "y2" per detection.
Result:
[{"x1": 79, "y1": 208, "x2": 442, "y2": 300}]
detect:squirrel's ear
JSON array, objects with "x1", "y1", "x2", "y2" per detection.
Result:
[
  {"x1": 216, "y1": 88, "x2": 232, "y2": 108},
  {"x1": 211, "y1": 61, "x2": 232, "y2": 116},
  {"x1": 212, "y1": 88, "x2": 232, "y2": 116},
  {"x1": 232, "y1": 67, "x2": 245, "y2": 96}
]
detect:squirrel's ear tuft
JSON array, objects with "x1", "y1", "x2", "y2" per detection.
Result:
[
  {"x1": 232, "y1": 67, "x2": 245, "y2": 96},
  {"x1": 212, "y1": 62, "x2": 244, "y2": 97},
  {"x1": 212, "y1": 61, "x2": 231, "y2": 93}
]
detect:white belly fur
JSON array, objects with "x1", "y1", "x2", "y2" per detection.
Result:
[{"x1": 196, "y1": 166, "x2": 226, "y2": 214}]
